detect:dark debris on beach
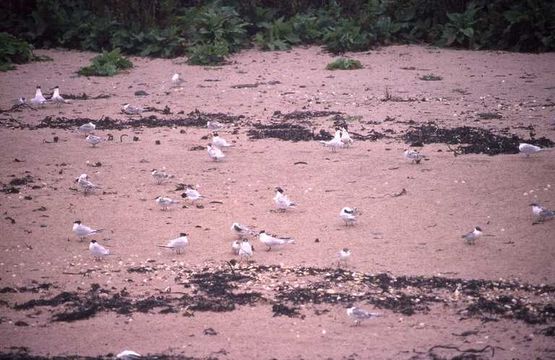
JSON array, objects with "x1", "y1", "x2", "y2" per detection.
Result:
[
  {"x1": 4, "y1": 110, "x2": 554, "y2": 155},
  {"x1": 34, "y1": 110, "x2": 243, "y2": 131},
  {"x1": 0, "y1": 349, "x2": 212, "y2": 360},
  {"x1": 7, "y1": 266, "x2": 554, "y2": 326},
  {"x1": 403, "y1": 122, "x2": 554, "y2": 155}
]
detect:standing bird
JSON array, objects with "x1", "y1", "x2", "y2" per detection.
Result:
[
  {"x1": 121, "y1": 103, "x2": 143, "y2": 115},
  {"x1": 207, "y1": 144, "x2": 225, "y2": 161},
  {"x1": 171, "y1": 72, "x2": 184, "y2": 87},
  {"x1": 155, "y1": 196, "x2": 179, "y2": 211},
  {"x1": 73, "y1": 220, "x2": 103, "y2": 241},
  {"x1": 181, "y1": 185, "x2": 203, "y2": 202},
  {"x1": 50, "y1": 86, "x2": 68, "y2": 105},
  {"x1": 320, "y1": 129, "x2": 344, "y2": 152},
  {"x1": 337, "y1": 248, "x2": 352, "y2": 266},
  {"x1": 347, "y1": 306, "x2": 382, "y2": 326},
  {"x1": 231, "y1": 222, "x2": 253, "y2": 239},
  {"x1": 461, "y1": 226, "x2": 482, "y2": 245},
  {"x1": 273, "y1": 187, "x2": 296, "y2": 211},
  {"x1": 231, "y1": 240, "x2": 241, "y2": 255},
  {"x1": 207, "y1": 120, "x2": 224, "y2": 131},
  {"x1": 31, "y1": 86, "x2": 47, "y2": 106},
  {"x1": 85, "y1": 134, "x2": 106, "y2": 147},
  {"x1": 75, "y1": 173, "x2": 100, "y2": 195},
  {"x1": 340, "y1": 207, "x2": 360, "y2": 226},
  {"x1": 158, "y1": 233, "x2": 188, "y2": 254},
  {"x1": 258, "y1": 230, "x2": 295, "y2": 251},
  {"x1": 151, "y1": 169, "x2": 172, "y2": 184},
  {"x1": 238, "y1": 238, "x2": 254, "y2": 262},
  {"x1": 89, "y1": 240, "x2": 110, "y2": 260},
  {"x1": 519, "y1": 143, "x2": 543, "y2": 157},
  {"x1": 530, "y1": 203, "x2": 555, "y2": 223},
  {"x1": 212, "y1": 132, "x2": 233, "y2": 150},
  {"x1": 403, "y1": 149, "x2": 426, "y2": 164},
  {"x1": 340, "y1": 127, "x2": 354, "y2": 147},
  {"x1": 78, "y1": 122, "x2": 96, "y2": 135}
]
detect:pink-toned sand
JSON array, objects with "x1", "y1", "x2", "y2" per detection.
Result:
[{"x1": 0, "y1": 45, "x2": 554, "y2": 359}]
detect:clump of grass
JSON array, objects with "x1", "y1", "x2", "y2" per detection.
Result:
[
  {"x1": 0, "y1": 32, "x2": 35, "y2": 72},
  {"x1": 326, "y1": 58, "x2": 363, "y2": 70},
  {"x1": 78, "y1": 48, "x2": 133, "y2": 76},
  {"x1": 419, "y1": 73, "x2": 443, "y2": 81}
]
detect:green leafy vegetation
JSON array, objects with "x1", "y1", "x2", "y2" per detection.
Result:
[
  {"x1": 326, "y1": 58, "x2": 363, "y2": 70},
  {"x1": 0, "y1": 32, "x2": 34, "y2": 71},
  {"x1": 186, "y1": 41, "x2": 230, "y2": 66},
  {"x1": 0, "y1": 0, "x2": 552, "y2": 67},
  {"x1": 441, "y1": 2, "x2": 481, "y2": 49},
  {"x1": 255, "y1": 17, "x2": 300, "y2": 51},
  {"x1": 179, "y1": 2, "x2": 249, "y2": 64},
  {"x1": 78, "y1": 48, "x2": 133, "y2": 76}
]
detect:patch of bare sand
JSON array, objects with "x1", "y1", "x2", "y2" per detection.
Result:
[{"x1": 0, "y1": 45, "x2": 553, "y2": 359}]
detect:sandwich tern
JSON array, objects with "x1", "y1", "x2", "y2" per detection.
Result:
[
  {"x1": 320, "y1": 129, "x2": 344, "y2": 152},
  {"x1": 207, "y1": 144, "x2": 225, "y2": 161},
  {"x1": 461, "y1": 226, "x2": 482, "y2": 245},
  {"x1": 403, "y1": 149, "x2": 426, "y2": 164},
  {"x1": 212, "y1": 132, "x2": 233, "y2": 149},
  {"x1": 89, "y1": 240, "x2": 110, "y2": 260},
  {"x1": 273, "y1": 187, "x2": 296, "y2": 211},
  {"x1": 155, "y1": 196, "x2": 179, "y2": 210},
  {"x1": 340, "y1": 207, "x2": 360, "y2": 226},
  {"x1": 530, "y1": 203, "x2": 554, "y2": 223},
  {"x1": 519, "y1": 143, "x2": 543, "y2": 157},
  {"x1": 75, "y1": 173, "x2": 100, "y2": 195},
  {"x1": 158, "y1": 233, "x2": 188, "y2": 254},
  {"x1": 347, "y1": 306, "x2": 382, "y2": 326},
  {"x1": 31, "y1": 86, "x2": 47, "y2": 106},
  {"x1": 258, "y1": 230, "x2": 295, "y2": 251},
  {"x1": 73, "y1": 220, "x2": 103, "y2": 241}
]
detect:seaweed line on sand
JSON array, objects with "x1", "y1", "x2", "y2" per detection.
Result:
[
  {"x1": 3, "y1": 110, "x2": 553, "y2": 155},
  {"x1": 7, "y1": 265, "x2": 554, "y2": 325}
]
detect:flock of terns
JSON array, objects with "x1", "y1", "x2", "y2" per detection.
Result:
[{"x1": 11, "y1": 78, "x2": 554, "y2": 357}]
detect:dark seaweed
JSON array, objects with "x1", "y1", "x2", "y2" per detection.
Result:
[
  {"x1": 35, "y1": 110, "x2": 242, "y2": 130},
  {"x1": 403, "y1": 122, "x2": 553, "y2": 155},
  {"x1": 61, "y1": 93, "x2": 111, "y2": 100},
  {"x1": 273, "y1": 110, "x2": 342, "y2": 120},
  {"x1": 0, "y1": 351, "x2": 208, "y2": 360},
  {"x1": 247, "y1": 123, "x2": 331, "y2": 141},
  {"x1": 272, "y1": 303, "x2": 301, "y2": 317},
  {"x1": 9, "y1": 267, "x2": 554, "y2": 325}
]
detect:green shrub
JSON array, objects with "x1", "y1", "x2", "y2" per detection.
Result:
[
  {"x1": 323, "y1": 19, "x2": 373, "y2": 53},
  {"x1": 440, "y1": 2, "x2": 481, "y2": 49},
  {"x1": 187, "y1": 41, "x2": 229, "y2": 66},
  {"x1": 255, "y1": 17, "x2": 300, "y2": 51},
  {"x1": 78, "y1": 48, "x2": 133, "y2": 76},
  {"x1": 0, "y1": 0, "x2": 554, "y2": 57},
  {"x1": 326, "y1": 58, "x2": 363, "y2": 70},
  {"x1": 176, "y1": 2, "x2": 249, "y2": 65},
  {"x1": 496, "y1": 0, "x2": 555, "y2": 52},
  {"x1": 289, "y1": 13, "x2": 323, "y2": 44},
  {"x1": 136, "y1": 27, "x2": 186, "y2": 58},
  {"x1": 0, "y1": 32, "x2": 34, "y2": 71}
]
